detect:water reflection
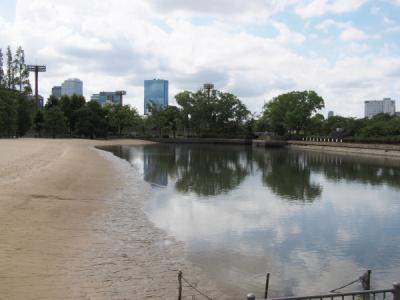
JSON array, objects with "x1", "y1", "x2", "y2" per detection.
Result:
[
  {"x1": 101, "y1": 144, "x2": 400, "y2": 299},
  {"x1": 253, "y1": 149, "x2": 322, "y2": 202}
]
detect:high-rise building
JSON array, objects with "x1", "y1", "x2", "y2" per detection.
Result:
[
  {"x1": 328, "y1": 111, "x2": 334, "y2": 118},
  {"x1": 90, "y1": 91, "x2": 126, "y2": 106},
  {"x1": 51, "y1": 86, "x2": 62, "y2": 98},
  {"x1": 61, "y1": 78, "x2": 83, "y2": 96},
  {"x1": 144, "y1": 79, "x2": 168, "y2": 114},
  {"x1": 364, "y1": 98, "x2": 396, "y2": 118}
]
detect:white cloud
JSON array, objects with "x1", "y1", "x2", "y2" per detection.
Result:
[
  {"x1": 272, "y1": 21, "x2": 306, "y2": 45},
  {"x1": 339, "y1": 27, "x2": 366, "y2": 41},
  {"x1": 315, "y1": 19, "x2": 367, "y2": 41},
  {"x1": 147, "y1": 0, "x2": 298, "y2": 22},
  {"x1": 0, "y1": 0, "x2": 399, "y2": 117},
  {"x1": 296, "y1": 0, "x2": 367, "y2": 18},
  {"x1": 386, "y1": 25, "x2": 400, "y2": 32}
]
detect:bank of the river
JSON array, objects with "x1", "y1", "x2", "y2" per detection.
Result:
[
  {"x1": 287, "y1": 140, "x2": 400, "y2": 159},
  {"x1": 0, "y1": 138, "x2": 224, "y2": 299},
  {"x1": 146, "y1": 137, "x2": 252, "y2": 145}
]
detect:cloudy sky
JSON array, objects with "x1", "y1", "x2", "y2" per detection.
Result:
[{"x1": 0, "y1": 0, "x2": 399, "y2": 116}]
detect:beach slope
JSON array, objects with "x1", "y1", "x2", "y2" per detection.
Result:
[{"x1": 0, "y1": 139, "x2": 221, "y2": 299}]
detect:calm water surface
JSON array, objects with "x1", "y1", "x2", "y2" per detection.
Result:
[{"x1": 102, "y1": 144, "x2": 400, "y2": 298}]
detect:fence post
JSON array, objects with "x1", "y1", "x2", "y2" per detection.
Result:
[
  {"x1": 178, "y1": 270, "x2": 182, "y2": 300},
  {"x1": 246, "y1": 293, "x2": 256, "y2": 300},
  {"x1": 265, "y1": 273, "x2": 270, "y2": 299},
  {"x1": 361, "y1": 270, "x2": 371, "y2": 290},
  {"x1": 394, "y1": 282, "x2": 400, "y2": 300}
]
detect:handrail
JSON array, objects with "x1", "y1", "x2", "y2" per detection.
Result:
[
  {"x1": 268, "y1": 288, "x2": 394, "y2": 300},
  {"x1": 246, "y1": 283, "x2": 400, "y2": 300}
]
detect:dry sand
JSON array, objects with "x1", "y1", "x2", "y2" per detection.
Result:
[{"x1": 0, "y1": 138, "x2": 223, "y2": 299}]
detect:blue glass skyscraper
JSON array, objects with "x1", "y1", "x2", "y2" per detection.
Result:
[{"x1": 144, "y1": 79, "x2": 168, "y2": 114}]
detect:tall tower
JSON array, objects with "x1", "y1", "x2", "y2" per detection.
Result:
[
  {"x1": 144, "y1": 79, "x2": 168, "y2": 114},
  {"x1": 27, "y1": 64, "x2": 46, "y2": 108}
]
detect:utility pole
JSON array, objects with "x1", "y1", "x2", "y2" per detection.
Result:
[{"x1": 27, "y1": 65, "x2": 46, "y2": 108}]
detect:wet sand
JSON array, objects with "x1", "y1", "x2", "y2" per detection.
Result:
[{"x1": 0, "y1": 139, "x2": 223, "y2": 299}]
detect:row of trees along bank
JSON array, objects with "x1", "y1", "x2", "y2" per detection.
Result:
[
  {"x1": 254, "y1": 91, "x2": 400, "y2": 143},
  {"x1": 2, "y1": 86, "x2": 400, "y2": 141}
]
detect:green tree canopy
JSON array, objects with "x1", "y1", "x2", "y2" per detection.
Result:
[
  {"x1": 105, "y1": 104, "x2": 140, "y2": 136},
  {"x1": 0, "y1": 88, "x2": 17, "y2": 137},
  {"x1": 75, "y1": 101, "x2": 108, "y2": 139},
  {"x1": 44, "y1": 106, "x2": 66, "y2": 138},
  {"x1": 260, "y1": 90, "x2": 325, "y2": 135},
  {"x1": 175, "y1": 88, "x2": 250, "y2": 137},
  {"x1": 14, "y1": 46, "x2": 31, "y2": 94}
]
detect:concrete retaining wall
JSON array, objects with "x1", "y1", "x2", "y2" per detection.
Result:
[
  {"x1": 145, "y1": 138, "x2": 252, "y2": 145},
  {"x1": 288, "y1": 141, "x2": 400, "y2": 159}
]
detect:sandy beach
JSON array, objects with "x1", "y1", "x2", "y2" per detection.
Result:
[{"x1": 0, "y1": 138, "x2": 222, "y2": 299}]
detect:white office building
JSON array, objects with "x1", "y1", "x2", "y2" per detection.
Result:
[
  {"x1": 61, "y1": 78, "x2": 83, "y2": 96},
  {"x1": 364, "y1": 98, "x2": 396, "y2": 118}
]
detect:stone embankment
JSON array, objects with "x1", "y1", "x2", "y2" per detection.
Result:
[
  {"x1": 288, "y1": 140, "x2": 400, "y2": 159},
  {"x1": 147, "y1": 137, "x2": 252, "y2": 145}
]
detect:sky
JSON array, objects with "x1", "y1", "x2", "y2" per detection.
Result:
[{"x1": 0, "y1": 0, "x2": 399, "y2": 117}]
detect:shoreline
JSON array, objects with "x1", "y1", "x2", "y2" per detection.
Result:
[
  {"x1": 287, "y1": 140, "x2": 400, "y2": 159},
  {"x1": 0, "y1": 138, "x2": 223, "y2": 299}
]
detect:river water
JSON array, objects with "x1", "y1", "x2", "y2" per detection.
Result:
[{"x1": 101, "y1": 144, "x2": 400, "y2": 299}]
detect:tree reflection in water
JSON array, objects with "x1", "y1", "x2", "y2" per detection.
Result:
[
  {"x1": 142, "y1": 144, "x2": 252, "y2": 196},
  {"x1": 100, "y1": 144, "x2": 400, "y2": 200},
  {"x1": 253, "y1": 148, "x2": 322, "y2": 202}
]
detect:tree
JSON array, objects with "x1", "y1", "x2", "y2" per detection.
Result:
[
  {"x1": 33, "y1": 109, "x2": 45, "y2": 137},
  {"x1": 5, "y1": 46, "x2": 15, "y2": 90},
  {"x1": 161, "y1": 106, "x2": 181, "y2": 138},
  {"x1": 75, "y1": 101, "x2": 108, "y2": 138},
  {"x1": 0, "y1": 88, "x2": 17, "y2": 137},
  {"x1": 261, "y1": 91, "x2": 324, "y2": 135},
  {"x1": 60, "y1": 94, "x2": 85, "y2": 134},
  {"x1": 144, "y1": 103, "x2": 168, "y2": 137},
  {"x1": 45, "y1": 95, "x2": 60, "y2": 109},
  {"x1": 175, "y1": 88, "x2": 250, "y2": 137},
  {"x1": 0, "y1": 48, "x2": 4, "y2": 88},
  {"x1": 16, "y1": 96, "x2": 35, "y2": 136},
  {"x1": 306, "y1": 113, "x2": 325, "y2": 136},
  {"x1": 105, "y1": 104, "x2": 140, "y2": 136},
  {"x1": 44, "y1": 106, "x2": 66, "y2": 138},
  {"x1": 14, "y1": 46, "x2": 31, "y2": 94}
]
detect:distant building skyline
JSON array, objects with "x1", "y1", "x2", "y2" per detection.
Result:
[
  {"x1": 51, "y1": 86, "x2": 62, "y2": 98},
  {"x1": 91, "y1": 91, "x2": 126, "y2": 106},
  {"x1": 61, "y1": 78, "x2": 83, "y2": 97},
  {"x1": 364, "y1": 98, "x2": 396, "y2": 118},
  {"x1": 144, "y1": 79, "x2": 168, "y2": 114},
  {"x1": 328, "y1": 111, "x2": 334, "y2": 119}
]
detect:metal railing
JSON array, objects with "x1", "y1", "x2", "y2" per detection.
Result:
[{"x1": 246, "y1": 283, "x2": 400, "y2": 300}]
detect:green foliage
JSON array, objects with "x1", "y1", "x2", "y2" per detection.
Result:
[
  {"x1": 45, "y1": 95, "x2": 60, "y2": 109},
  {"x1": 105, "y1": 104, "x2": 140, "y2": 135},
  {"x1": 44, "y1": 106, "x2": 66, "y2": 138},
  {"x1": 16, "y1": 96, "x2": 35, "y2": 136},
  {"x1": 60, "y1": 94, "x2": 85, "y2": 134},
  {"x1": 175, "y1": 88, "x2": 250, "y2": 137},
  {"x1": 5, "y1": 46, "x2": 14, "y2": 90},
  {"x1": 0, "y1": 48, "x2": 4, "y2": 88},
  {"x1": 75, "y1": 101, "x2": 108, "y2": 139},
  {"x1": 145, "y1": 104, "x2": 181, "y2": 137},
  {"x1": 33, "y1": 109, "x2": 45, "y2": 137},
  {"x1": 0, "y1": 88, "x2": 17, "y2": 137},
  {"x1": 14, "y1": 46, "x2": 31, "y2": 94},
  {"x1": 261, "y1": 90, "x2": 325, "y2": 135}
]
